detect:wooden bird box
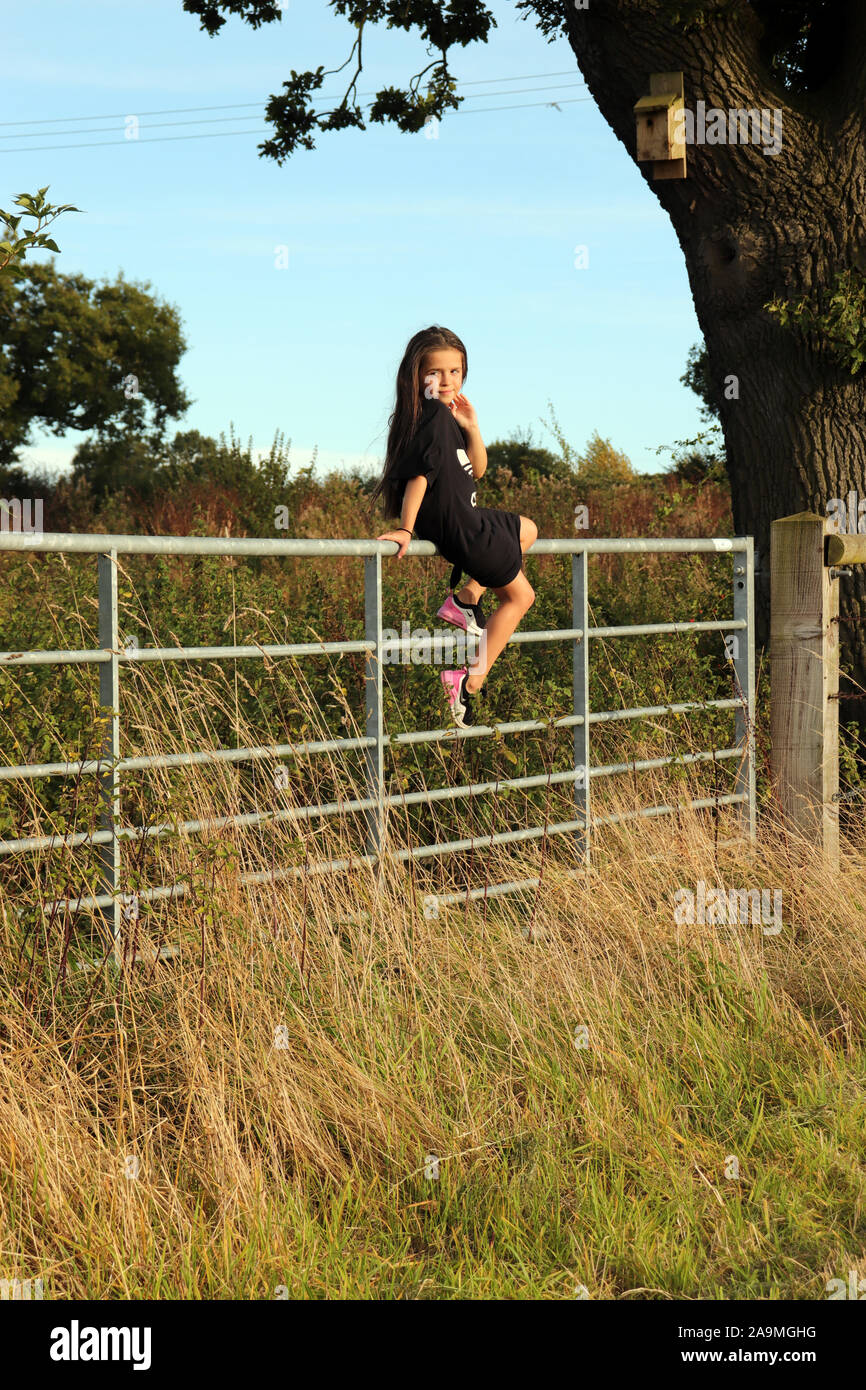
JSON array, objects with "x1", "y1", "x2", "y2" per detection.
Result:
[{"x1": 633, "y1": 72, "x2": 687, "y2": 180}]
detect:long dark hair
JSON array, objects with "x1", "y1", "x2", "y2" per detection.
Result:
[{"x1": 371, "y1": 325, "x2": 468, "y2": 520}]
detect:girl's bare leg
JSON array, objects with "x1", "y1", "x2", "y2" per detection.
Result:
[
  {"x1": 464, "y1": 571, "x2": 535, "y2": 693},
  {"x1": 456, "y1": 515, "x2": 538, "y2": 608},
  {"x1": 456, "y1": 577, "x2": 486, "y2": 606}
]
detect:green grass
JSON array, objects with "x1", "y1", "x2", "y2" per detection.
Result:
[{"x1": 3, "y1": 792, "x2": 866, "y2": 1300}]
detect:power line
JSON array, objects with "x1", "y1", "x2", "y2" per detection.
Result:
[
  {"x1": 0, "y1": 98, "x2": 592, "y2": 155},
  {"x1": 0, "y1": 83, "x2": 587, "y2": 142},
  {"x1": 448, "y1": 96, "x2": 591, "y2": 116},
  {"x1": 0, "y1": 71, "x2": 585, "y2": 129}
]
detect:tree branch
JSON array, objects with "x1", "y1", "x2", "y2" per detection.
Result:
[{"x1": 183, "y1": 0, "x2": 495, "y2": 163}]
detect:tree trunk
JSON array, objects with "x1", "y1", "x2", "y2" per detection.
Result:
[{"x1": 564, "y1": 0, "x2": 866, "y2": 701}]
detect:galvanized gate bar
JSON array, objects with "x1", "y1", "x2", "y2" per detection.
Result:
[
  {"x1": 0, "y1": 733, "x2": 378, "y2": 783},
  {"x1": 732, "y1": 540, "x2": 757, "y2": 840},
  {"x1": 20, "y1": 745, "x2": 745, "y2": 873},
  {"x1": 0, "y1": 534, "x2": 748, "y2": 556},
  {"x1": 572, "y1": 553, "x2": 590, "y2": 862},
  {"x1": 588, "y1": 698, "x2": 741, "y2": 724},
  {"x1": 0, "y1": 621, "x2": 743, "y2": 670},
  {"x1": 364, "y1": 553, "x2": 384, "y2": 856},
  {"x1": 38, "y1": 785, "x2": 753, "y2": 917},
  {"x1": 0, "y1": 639, "x2": 374, "y2": 667},
  {"x1": 0, "y1": 698, "x2": 743, "y2": 795},
  {"x1": 387, "y1": 714, "x2": 584, "y2": 746},
  {"x1": 589, "y1": 620, "x2": 745, "y2": 639},
  {"x1": 592, "y1": 792, "x2": 747, "y2": 828},
  {"x1": 96, "y1": 551, "x2": 121, "y2": 957}
]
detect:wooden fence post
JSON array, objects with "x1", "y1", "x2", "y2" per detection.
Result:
[{"x1": 770, "y1": 512, "x2": 839, "y2": 866}]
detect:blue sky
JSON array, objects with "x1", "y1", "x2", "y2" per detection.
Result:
[{"x1": 2, "y1": 0, "x2": 709, "y2": 481}]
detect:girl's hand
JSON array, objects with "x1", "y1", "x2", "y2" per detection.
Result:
[
  {"x1": 377, "y1": 529, "x2": 411, "y2": 558},
  {"x1": 449, "y1": 391, "x2": 478, "y2": 433}
]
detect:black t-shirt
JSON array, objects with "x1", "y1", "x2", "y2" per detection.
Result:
[{"x1": 393, "y1": 396, "x2": 523, "y2": 589}]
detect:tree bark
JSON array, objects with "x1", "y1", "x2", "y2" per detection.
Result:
[{"x1": 563, "y1": 0, "x2": 866, "y2": 699}]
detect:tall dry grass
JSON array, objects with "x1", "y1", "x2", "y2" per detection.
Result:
[{"x1": 2, "y1": 644, "x2": 865, "y2": 1299}]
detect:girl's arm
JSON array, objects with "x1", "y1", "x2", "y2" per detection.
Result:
[
  {"x1": 377, "y1": 475, "x2": 428, "y2": 558},
  {"x1": 450, "y1": 394, "x2": 487, "y2": 479},
  {"x1": 464, "y1": 423, "x2": 487, "y2": 480}
]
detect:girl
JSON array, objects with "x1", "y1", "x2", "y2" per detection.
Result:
[{"x1": 373, "y1": 325, "x2": 537, "y2": 728}]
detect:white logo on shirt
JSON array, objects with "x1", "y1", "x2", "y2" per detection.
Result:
[{"x1": 456, "y1": 448, "x2": 473, "y2": 476}]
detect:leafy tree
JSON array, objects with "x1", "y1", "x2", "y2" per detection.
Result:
[
  {"x1": 667, "y1": 448, "x2": 727, "y2": 485},
  {"x1": 0, "y1": 186, "x2": 80, "y2": 277},
  {"x1": 69, "y1": 432, "x2": 166, "y2": 501},
  {"x1": 180, "y1": 0, "x2": 866, "y2": 683},
  {"x1": 574, "y1": 430, "x2": 635, "y2": 488},
  {"x1": 69, "y1": 425, "x2": 296, "y2": 524},
  {"x1": 157, "y1": 425, "x2": 292, "y2": 517},
  {"x1": 484, "y1": 430, "x2": 568, "y2": 482},
  {"x1": 0, "y1": 262, "x2": 191, "y2": 475}
]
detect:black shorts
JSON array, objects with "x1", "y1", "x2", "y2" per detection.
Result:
[{"x1": 445, "y1": 508, "x2": 523, "y2": 590}]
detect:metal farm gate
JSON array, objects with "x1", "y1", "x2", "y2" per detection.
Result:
[{"x1": 0, "y1": 531, "x2": 755, "y2": 952}]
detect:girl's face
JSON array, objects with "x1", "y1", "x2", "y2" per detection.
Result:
[{"x1": 421, "y1": 349, "x2": 464, "y2": 404}]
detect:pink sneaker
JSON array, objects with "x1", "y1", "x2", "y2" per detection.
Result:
[
  {"x1": 440, "y1": 668, "x2": 474, "y2": 728},
  {"x1": 437, "y1": 592, "x2": 485, "y2": 639}
]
